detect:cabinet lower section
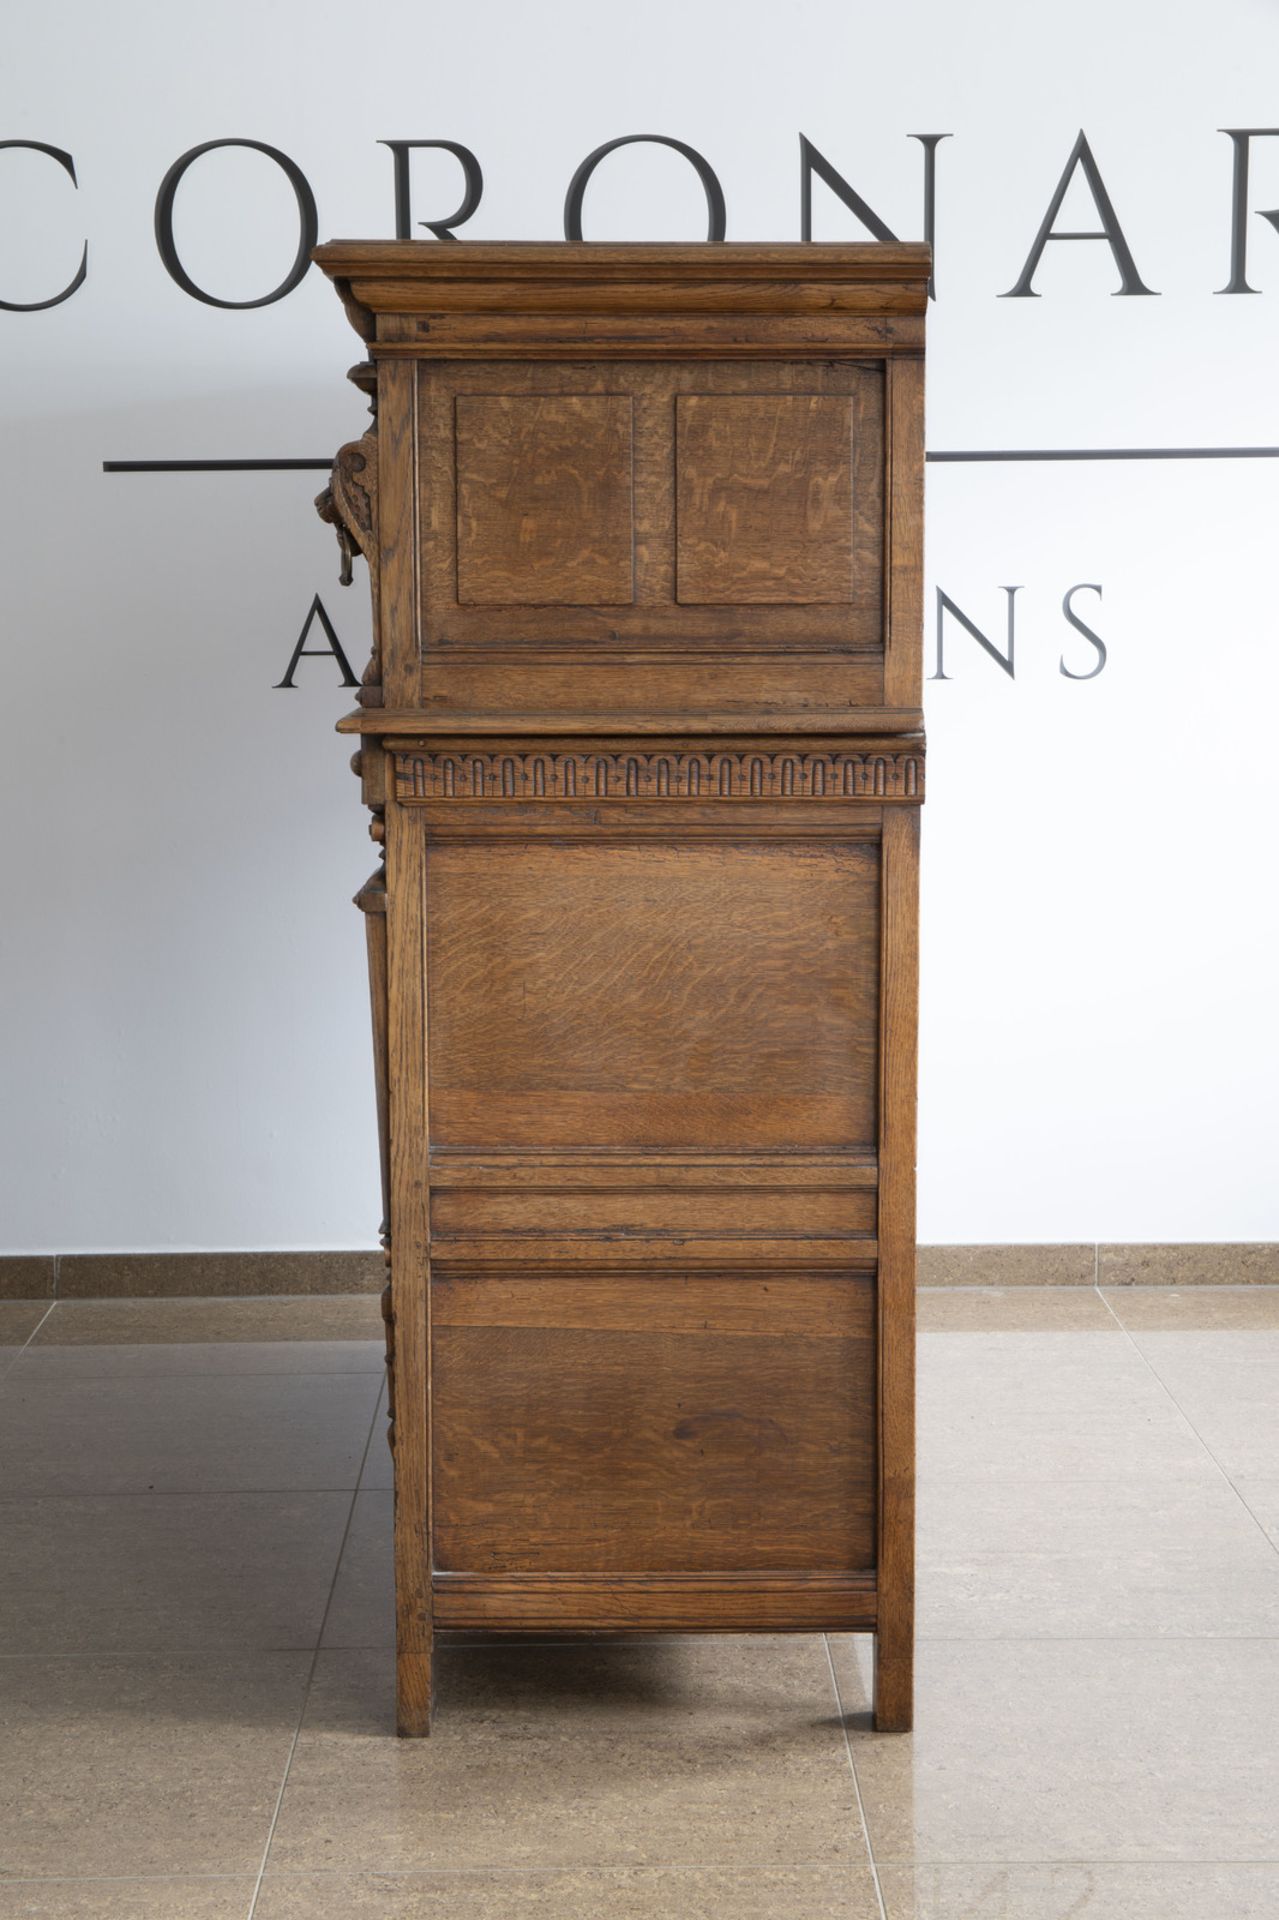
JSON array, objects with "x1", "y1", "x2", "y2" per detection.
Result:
[{"x1": 370, "y1": 760, "x2": 918, "y2": 1737}]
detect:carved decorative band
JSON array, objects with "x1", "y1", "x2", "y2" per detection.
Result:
[{"x1": 394, "y1": 747, "x2": 923, "y2": 804}]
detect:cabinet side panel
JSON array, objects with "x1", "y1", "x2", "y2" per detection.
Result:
[
  {"x1": 875, "y1": 804, "x2": 919, "y2": 1729},
  {"x1": 386, "y1": 804, "x2": 432, "y2": 1731},
  {"x1": 377, "y1": 356, "x2": 421, "y2": 709},
  {"x1": 883, "y1": 355, "x2": 925, "y2": 710}
]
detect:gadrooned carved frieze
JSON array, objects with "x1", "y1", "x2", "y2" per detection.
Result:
[{"x1": 393, "y1": 746, "x2": 924, "y2": 804}]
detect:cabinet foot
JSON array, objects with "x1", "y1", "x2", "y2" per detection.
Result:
[
  {"x1": 872, "y1": 1628, "x2": 913, "y2": 1732},
  {"x1": 396, "y1": 1646, "x2": 434, "y2": 1737}
]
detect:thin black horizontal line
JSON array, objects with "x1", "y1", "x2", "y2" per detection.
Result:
[
  {"x1": 102, "y1": 447, "x2": 1279, "y2": 474},
  {"x1": 102, "y1": 458, "x2": 334, "y2": 472},
  {"x1": 927, "y1": 446, "x2": 1279, "y2": 463}
]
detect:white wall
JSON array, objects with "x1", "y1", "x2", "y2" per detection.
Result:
[{"x1": 2, "y1": 0, "x2": 1277, "y2": 1251}]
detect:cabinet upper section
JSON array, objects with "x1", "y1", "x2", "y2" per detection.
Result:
[
  {"x1": 313, "y1": 243, "x2": 928, "y2": 733},
  {"x1": 312, "y1": 241, "x2": 931, "y2": 360}
]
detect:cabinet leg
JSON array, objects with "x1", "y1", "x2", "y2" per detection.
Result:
[
  {"x1": 872, "y1": 1624, "x2": 913, "y2": 1732},
  {"x1": 396, "y1": 1644, "x2": 434, "y2": 1737}
]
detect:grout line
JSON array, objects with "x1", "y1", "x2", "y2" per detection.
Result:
[
  {"x1": 0, "y1": 1300, "x2": 58, "y2": 1388},
  {"x1": 1093, "y1": 1242, "x2": 1099, "y2": 1286},
  {"x1": 245, "y1": 1381, "x2": 386, "y2": 1920},
  {"x1": 1094, "y1": 1290, "x2": 1279, "y2": 1562},
  {"x1": 17, "y1": 1299, "x2": 56, "y2": 1353},
  {"x1": 823, "y1": 1634, "x2": 889, "y2": 1920}
]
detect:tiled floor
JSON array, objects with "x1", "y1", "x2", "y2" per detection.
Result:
[{"x1": 1, "y1": 1286, "x2": 1277, "y2": 1918}]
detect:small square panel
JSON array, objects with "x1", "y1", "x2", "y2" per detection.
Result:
[
  {"x1": 455, "y1": 394, "x2": 634, "y2": 605},
  {"x1": 676, "y1": 394, "x2": 854, "y2": 604}
]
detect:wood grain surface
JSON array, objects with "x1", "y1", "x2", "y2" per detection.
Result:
[
  {"x1": 432, "y1": 1270, "x2": 876, "y2": 1574},
  {"x1": 426, "y1": 840, "x2": 880, "y2": 1153}
]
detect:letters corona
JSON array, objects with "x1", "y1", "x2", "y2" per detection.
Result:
[{"x1": 3, "y1": 128, "x2": 1278, "y2": 310}]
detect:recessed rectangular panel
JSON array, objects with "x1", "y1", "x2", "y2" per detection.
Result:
[
  {"x1": 432, "y1": 1269, "x2": 877, "y2": 1572},
  {"x1": 455, "y1": 394, "x2": 634, "y2": 605},
  {"x1": 676, "y1": 395, "x2": 855, "y2": 604},
  {"x1": 427, "y1": 840, "x2": 880, "y2": 1152}
]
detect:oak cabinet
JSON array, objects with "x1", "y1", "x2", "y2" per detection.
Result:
[{"x1": 313, "y1": 240, "x2": 927, "y2": 1734}]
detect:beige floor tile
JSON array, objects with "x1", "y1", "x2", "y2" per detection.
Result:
[
  {"x1": 1126, "y1": 1332, "x2": 1279, "y2": 1477},
  {"x1": 13, "y1": 1340, "x2": 384, "y2": 1381},
  {"x1": 919, "y1": 1468, "x2": 1267, "y2": 1560},
  {"x1": 268, "y1": 1639, "x2": 867, "y2": 1875},
  {"x1": 918, "y1": 1464, "x2": 1279, "y2": 1636},
  {"x1": 919, "y1": 1330, "x2": 1170, "y2": 1400},
  {"x1": 830, "y1": 1636, "x2": 1279, "y2": 1862},
  {"x1": 1102, "y1": 1286, "x2": 1279, "y2": 1331},
  {"x1": 917, "y1": 1541, "x2": 1279, "y2": 1638},
  {"x1": 32, "y1": 1294, "x2": 385, "y2": 1345},
  {"x1": 916, "y1": 1403, "x2": 1207, "y2": 1478},
  {"x1": 917, "y1": 1335, "x2": 1211, "y2": 1480},
  {"x1": 0, "y1": 1880, "x2": 254, "y2": 1918},
  {"x1": 0, "y1": 1302, "x2": 51, "y2": 1383},
  {"x1": 0, "y1": 1653, "x2": 310, "y2": 1877},
  {"x1": 360, "y1": 1385, "x2": 394, "y2": 1490},
  {"x1": 1128, "y1": 1330, "x2": 1279, "y2": 1382},
  {"x1": 322, "y1": 1489, "x2": 393, "y2": 1648},
  {"x1": 0, "y1": 1301, "x2": 51, "y2": 1347},
  {"x1": 256, "y1": 1865, "x2": 883, "y2": 1918},
  {"x1": 0, "y1": 1492, "x2": 351, "y2": 1654},
  {"x1": 0, "y1": 1373, "x2": 380, "y2": 1494},
  {"x1": 918, "y1": 1289, "x2": 1116, "y2": 1332},
  {"x1": 1233, "y1": 1478, "x2": 1279, "y2": 1546},
  {"x1": 910, "y1": 1413, "x2": 1267, "y2": 1635},
  {"x1": 15, "y1": 1296, "x2": 384, "y2": 1377},
  {"x1": 877, "y1": 1863, "x2": 1279, "y2": 1919}
]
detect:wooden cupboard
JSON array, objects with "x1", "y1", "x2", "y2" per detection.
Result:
[{"x1": 313, "y1": 240, "x2": 927, "y2": 1734}]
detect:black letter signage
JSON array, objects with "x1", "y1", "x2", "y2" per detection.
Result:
[
  {"x1": 930, "y1": 586, "x2": 1021, "y2": 680},
  {"x1": 0, "y1": 142, "x2": 87, "y2": 311},
  {"x1": 564, "y1": 135, "x2": 726, "y2": 241},
  {"x1": 1217, "y1": 129, "x2": 1279, "y2": 293},
  {"x1": 1059, "y1": 583, "x2": 1107, "y2": 679},
  {"x1": 1002, "y1": 130, "x2": 1155, "y2": 297},
  {"x1": 799, "y1": 134, "x2": 951, "y2": 297},
  {"x1": 155, "y1": 140, "x2": 318, "y2": 308},
  {"x1": 379, "y1": 140, "x2": 483, "y2": 240},
  {"x1": 275, "y1": 596, "x2": 359, "y2": 688}
]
